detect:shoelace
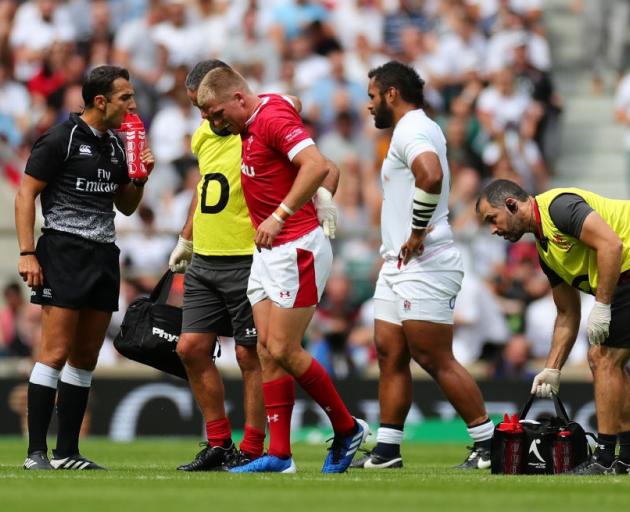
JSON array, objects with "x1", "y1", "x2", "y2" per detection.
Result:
[
  {"x1": 193, "y1": 442, "x2": 211, "y2": 459},
  {"x1": 464, "y1": 446, "x2": 477, "y2": 460},
  {"x1": 325, "y1": 435, "x2": 345, "y2": 464}
]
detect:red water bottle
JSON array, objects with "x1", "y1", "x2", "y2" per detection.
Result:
[
  {"x1": 497, "y1": 414, "x2": 525, "y2": 474},
  {"x1": 119, "y1": 112, "x2": 148, "y2": 179},
  {"x1": 553, "y1": 429, "x2": 572, "y2": 473}
]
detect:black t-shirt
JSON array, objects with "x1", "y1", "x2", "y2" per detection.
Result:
[
  {"x1": 25, "y1": 113, "x2": 129, "y2": 243},
  {"x1": 538, "y1": 193, "x2": 594, "y2": 287}
]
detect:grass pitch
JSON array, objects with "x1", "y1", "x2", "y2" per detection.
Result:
[{"x1": 0, "y1": 438, "x2": 628, "y2": 512}]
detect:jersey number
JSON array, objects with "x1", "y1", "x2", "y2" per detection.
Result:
[{"x1": 200, "y1": 173, "x2": 229, "y2": 214}]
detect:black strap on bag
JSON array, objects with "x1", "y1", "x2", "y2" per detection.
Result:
[
  {"x1": 491, "y1": 392, "x2": 591, "y2": 475},
  {"x1": 519, "y1": 392, "x2": 570, "y2": 424},
  {"x1": 150, "y1": 270, "x2": 174, "y2": 304},
  {"x1": 114, "y1": 270, "x2": 187, "y2": 380}
]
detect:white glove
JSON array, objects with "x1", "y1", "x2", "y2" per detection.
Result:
[
  {"x1": 587, "y1": 301, "x2": 611, "y2": 346},
  {"x1": 315, "y1": 187, "x2": 337, "y2": 239},
  {"x1": 168, "y1": 236, "x2": 193, "y2": 273},
  {"x1": 531, "y1": 368, "x2": 561, "y2": 398}
]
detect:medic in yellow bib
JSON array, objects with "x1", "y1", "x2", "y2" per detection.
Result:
[{"x1": 477, "y1": 179, "x2": 630, "y2": 475}]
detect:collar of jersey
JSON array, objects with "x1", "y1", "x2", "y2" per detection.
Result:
[
  {"x1": 245, "y1": 95, "x2": 270, "y2": 127},
  {"x1": 70, "y1": 112, "x2": 113, "y2": 141}
]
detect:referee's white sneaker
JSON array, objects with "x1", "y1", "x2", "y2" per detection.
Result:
[{"x1": 50, "y1": 452, "x2": 106, "y2": 470}]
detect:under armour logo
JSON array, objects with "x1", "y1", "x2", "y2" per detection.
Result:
[
  {"x1": 279, "y1": 290, "x2": 291, "y2": 299},
  {"x1": 245, "y1": 328, "x2": 257, "y2": 337},
  {"x1": 529, "y1": 439, "x2": 546, "y2": 463},
  {"x1": 267, "y1": 414, "x2": 279, "y2": 423}
]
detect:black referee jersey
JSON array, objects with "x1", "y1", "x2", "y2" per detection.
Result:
[{"x1": 25, "y1": 113, "x2": 130, "y2": 243}]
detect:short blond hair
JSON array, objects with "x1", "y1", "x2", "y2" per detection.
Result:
[{"x1": 197, "y1": 67, "x2": 251, "y2": 108}]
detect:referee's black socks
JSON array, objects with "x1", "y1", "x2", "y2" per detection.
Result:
[
  {"x1": 27, "y1": 363, "x2": 61, "y2": 454},
  {"x1": 55, "y1": 365, "x2": 93, "y2": 457}
]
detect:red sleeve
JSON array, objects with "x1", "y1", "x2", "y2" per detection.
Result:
[{"x1": 261, "y1": 100, "x2": 314, "y2": 161}]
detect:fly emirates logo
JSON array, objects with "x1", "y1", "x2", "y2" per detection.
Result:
[{"x1": 76, "y1": 168, "x2": 119, "y2": 193}]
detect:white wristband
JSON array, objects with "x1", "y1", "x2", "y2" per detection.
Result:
[
  {"x1": 279, "y1": 202, "x2": 295, "y2": 216},
  {"x1": 412, "y1": 188, "x2": 440, "y2": 229},
  {"x1": 271, "y1": 212, "x2": 285, "y2": 224}
]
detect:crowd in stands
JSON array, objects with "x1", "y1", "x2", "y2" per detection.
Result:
[{"x1": 0, "y1": 0, "x2": 594, "y2": 379}]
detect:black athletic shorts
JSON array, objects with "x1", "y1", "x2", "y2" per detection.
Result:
[
  {"x1": 606, "y1": 279, "x2": 630, "y2": 348},
  {"x1": 182, "y1": 254, "x2": 257, "y2": 346},
  {"x1": 31, "y1": 229, "x2": 120, "y2": 311}
]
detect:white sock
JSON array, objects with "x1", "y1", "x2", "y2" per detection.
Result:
[
  {"x1": 468, "y1": 419, "x2": 494, "y2": 443},
  {"x1": 60, "y1": 363, "x2": 93, "y2": 387},
  {"x1": 29, "y1": 362, "x2": 60, "y2": 389},
  {"x1": 376, "y1": 427, "x2": 404, "y2": 446}
]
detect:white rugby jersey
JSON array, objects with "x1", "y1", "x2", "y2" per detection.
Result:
[{"x1": 379, "y1": 109, "x2": 454, "y2": 265}]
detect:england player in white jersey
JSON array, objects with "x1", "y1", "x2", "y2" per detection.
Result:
[{"x1": 351, "y1": 61, "x2": 494, "y2": 470}]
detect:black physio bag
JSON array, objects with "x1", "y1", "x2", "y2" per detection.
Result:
[
  {"x1": 114, "y1": 271, "x2": 187, "y2": 380},
  {"x1": 491, "y1": 393, "x2": 591, "y2": 475}
]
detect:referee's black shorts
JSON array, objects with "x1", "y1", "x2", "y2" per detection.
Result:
[{"x1": 31, "y1": 229, "x2": 120, "y2": 312}]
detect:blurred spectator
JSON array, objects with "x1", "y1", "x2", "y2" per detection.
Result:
[
  {"x1": 0, "y1": 282, "x2": 32, "y2": 357},
  {"x1": 119, "y1": 204, "x2": 175, "y2": 293},
  {"x1": 445, "y1": 114, "x2": 484, "y2": 177},
  {"x1": 320, "y1": 111, "x2": 364, "y2": 161},
  {"x1": 269, "y1": 0, "x2": 329, "y2": 45},
  {"x1": 152, "y1": 0, "x2": 203, "y2": 68},
  {"x1": 524, "y1": 289, "x2": 594, "y2": 367},
  {"x1": 287, "y1": 32, "x2": 330, "y2": 94},
  {"x1": 0, "y1": 60, "x2": 30, "y2": 146},
  {"x1": 330, "y1": 0, "x2": 384, "y2": 52},
  {"x1": 383, "y1": 0, "x2": 431, "y2": 57},
  {"x1": 477, "y1": 68, "x2": 539, "y2": 141},
  {"x1": 113, "y1": 0, "x2": 166, "y2": 121},
  {"x1": 510, "y1": 36, "x2": 562, "y2": 167},
  {"x1": 614, "y1": 71, "x2": 630, "y2": 178},
  {"x1": 309, "y1": 271, "x2": 361, "y2": 378},
  {"x1": 582, "y1": 0, "x2": 630, "y2": 94},
  {"x1": 303, "y1": 53, "x2": 366, "y2": 133},
  {"x1": 449, "y1": 166, "x2": 483, "y2": 239},
  {"x1": 490, "y1": 241, "x2": 548, "y2": 334},
  {"x1": 221, "y1": 6, "x2": 281, "y2": 90},
  {"x1": 485, "y1": 11, "x2": 550, "y2": 75},
  {"x1": 10, "y1": 0, "x2": 76, "y2": 82},
  {"x1": 482, "y1": 129, "x2": 548, "y2": 193},
  {"x1": 452, "y1": 267, "x2": 510, "y2": 366},
  {"x1": 492, "y1": 333, "x2": 534, "y2": 379}
]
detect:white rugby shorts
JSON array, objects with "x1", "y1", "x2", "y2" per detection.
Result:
[
  {"x1": 247, "y1": 226, "x2": 332, "y2": 308},
  {"x1": 374, "y1": 244, "x2": 463, "y2": 325}
]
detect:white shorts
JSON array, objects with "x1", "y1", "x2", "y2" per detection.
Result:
[
  {"x1": 373, "y1": 244, "x2": 463, "y2": 325},
  {"x1": 247, "y1": 227, "x2": 332, "y2": 308}
]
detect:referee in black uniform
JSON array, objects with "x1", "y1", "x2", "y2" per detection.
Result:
[{"x1": 15, "y1": 66, "x2": 154, "y2": 470}]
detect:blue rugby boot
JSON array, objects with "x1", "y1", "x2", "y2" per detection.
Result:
[
  {"x1": 321, "y1": 418, "x2": 371, "y2": 473},
  {"x1": 229, "y1": 454, "x2": 297, "y2": 473}
]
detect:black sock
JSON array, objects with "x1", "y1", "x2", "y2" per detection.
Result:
[
  {"x1": 54, "y1": 381, "x2": 90, "y2": 457},
  {"x1": 594, "y1": 433, "x2": 617, "y2": 466},
  {"x1": 373, "y1": 423, "x2": 403, "y2": 459},
  {"x1": 618, "y1": 431, "x2": 630, "y2": 463},
  {"x1": 474, "y1": 438, "x2": 492, "y2": 451},
  {"x1": 27, "y1": 383, "x2": 57, "y2": 454}
]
